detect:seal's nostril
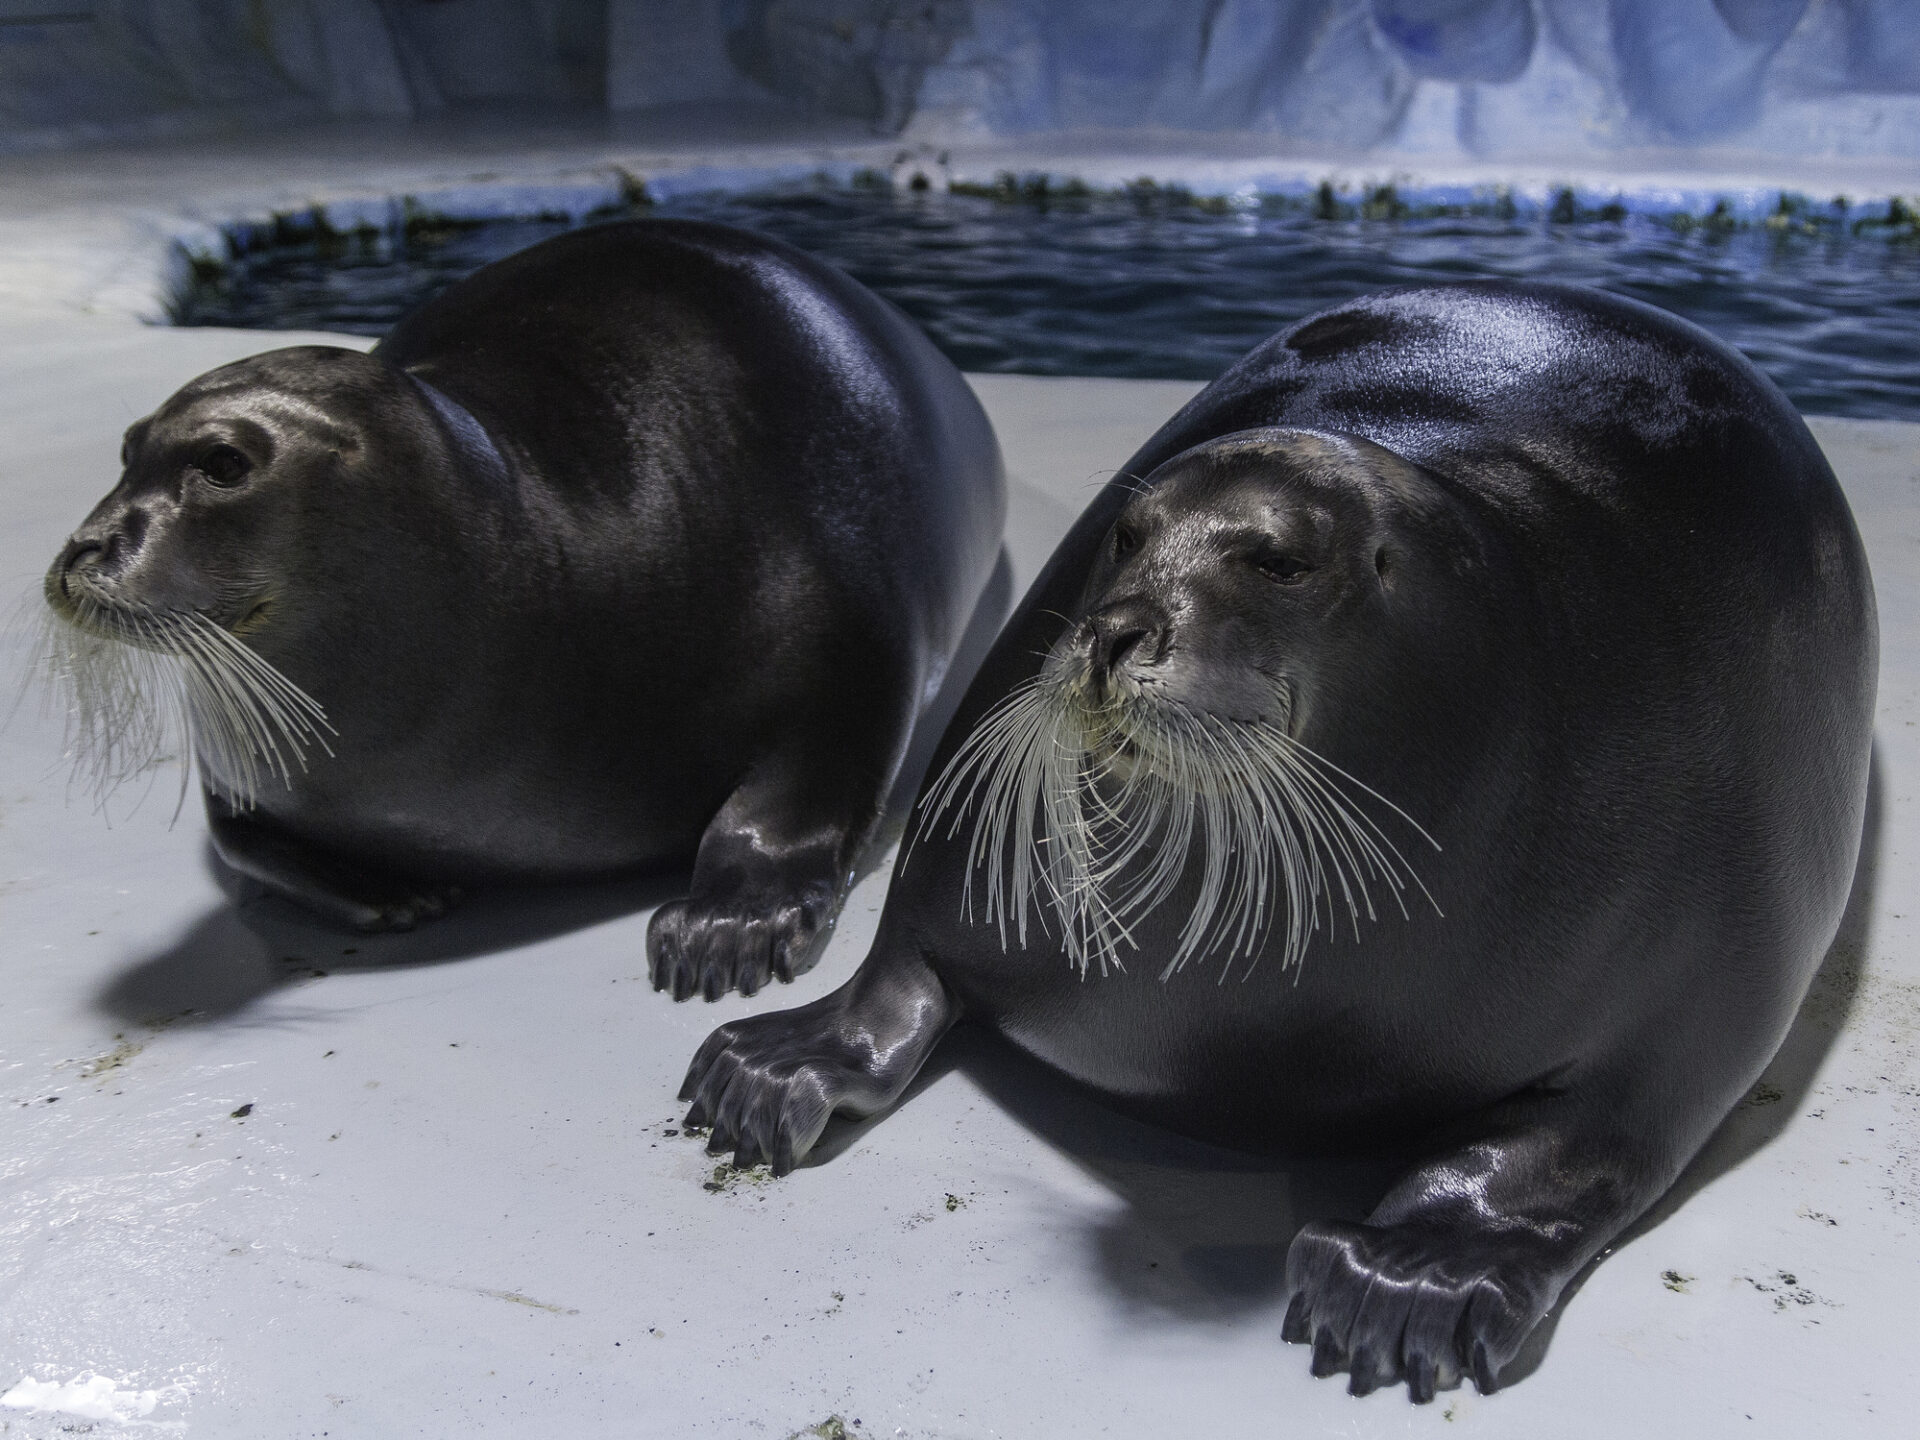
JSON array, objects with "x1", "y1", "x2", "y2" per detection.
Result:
[
  {"x1": 56, "y1": 539, "x2": 107, "y2": 590},
  {"x1": 1101, "y1": 624, "x2": 1150, "y2": 674},
  {"x1": 1084, "y1": 595, "x2": 1175, "y2": 683},
  {"x1": 1086, "y1": 607, "x2": 1164, "y2": 682}
]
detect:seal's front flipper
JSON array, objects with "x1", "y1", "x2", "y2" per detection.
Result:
[
  {"x1": 679, "y1": 948, "x2": 954, "y2": 1173},
  {"x1": 649, "y1": 756, "x2": 884, "y2": 1001},
  {"x1": 206, "y1": 798, "x2": 459, "y2": 933},
  {"x1": 1281, "y1": 1088, "x2": 1675, "y2": 1402}
]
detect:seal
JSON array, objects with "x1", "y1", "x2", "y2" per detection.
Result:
[
  {"x1": 678, "y1": 282, "x2": 1876, "y2": 1398},
  {"x1": 38, "y1": 218, "x2": 1006, "y2": 999}
]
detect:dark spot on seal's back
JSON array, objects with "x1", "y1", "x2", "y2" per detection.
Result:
[{"x1": 1286, "y1": 309, "x2": 1397, "y2": 359}]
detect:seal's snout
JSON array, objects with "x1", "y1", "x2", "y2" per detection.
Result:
[
  {"x1": 1084, "y1": 598, "x2": 1169, "y2": 687},
  {"x1": 55, "y1": 498, "x2": 149, "y2": 581}
]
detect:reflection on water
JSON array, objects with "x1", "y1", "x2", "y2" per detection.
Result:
[{"x1": 178, "y1": 186, "x2": 1920, "y2": 421}]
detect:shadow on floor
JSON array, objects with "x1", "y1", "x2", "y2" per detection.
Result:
[
  {"x1": 93, "y1": 847, "x2": 688, "y2": 1026},
  {"x1": 836, "y1": 747, "x2": 1885, "y2": 1394},
  {"x1": 948, "y1": 1026, "x2": 1408, "y2": 1317}
]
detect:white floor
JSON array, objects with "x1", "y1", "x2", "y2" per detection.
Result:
[{"x1": 2, "y1": 133, "x2": 1917, "y2": 1439}]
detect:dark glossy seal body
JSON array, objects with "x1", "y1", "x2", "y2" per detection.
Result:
[
  {"x1": 42, "y1": 219, "x2": 1004, "y2": 997},
  {"x1": 680, "y1": 283, "x2": 1876, "y2": 1396}
]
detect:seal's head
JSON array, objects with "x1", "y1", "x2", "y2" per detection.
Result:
[
  {"x1": 922, "y1": 428, "x2": 1451, "y2": 980},
  {"x1": 34, "y1": 346, "x2": 440, "y2": 807}
]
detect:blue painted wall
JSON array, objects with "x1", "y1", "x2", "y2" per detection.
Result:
[{"x1": 3, "y1": 1, "x2": 1917, "y2": 160}]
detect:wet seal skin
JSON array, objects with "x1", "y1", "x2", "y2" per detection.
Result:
[
  {"x1": 679, "y1": 283, "x2": 1877, "y2": 1398},
  {"x1": 38, "y1": 219, "x2": 1005, "y2": 998}
]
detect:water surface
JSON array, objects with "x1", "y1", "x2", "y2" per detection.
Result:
[{"x1": 178, "y1": 186, "x2": 1920, "y2": 421}]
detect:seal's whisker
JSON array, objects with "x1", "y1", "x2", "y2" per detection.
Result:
[
  {"x1": 1264, "y1": 740, "x2": 1378, "y2": 937},
  {"x1": 1267, "y1": 726, "x2": 1442, "y2": 852},
  {"x1": 202, "y1": 618, "x2": 334, "y2": 744},
  {"x1": 174, "y1": 617, "x2": 279, "y2": 796},
  {"x1": 182, "y1": 615, "x2": 335, "y2": 791},
  {"x1": 31, "y1": 595, "x2": 182, "y2": 810},
  {"x1": 30, "y1": 588, "x2": 333, "y2": 816},
  {"x1": 1208, "y1": 723, "x2": 1300, "y2": 948},
  {"x1": 1271, "y1": 732, "x2": 1421, "y2": 937},
  {"x1": 1259, "y1": 725, "x2": 1443, "y2": 918},
  {"x1": 917, "y1": 668, "x2": 1440, "y2": 981},
  {"x1": 178, "y1": 640, "x2": 263, "y2": 799}
]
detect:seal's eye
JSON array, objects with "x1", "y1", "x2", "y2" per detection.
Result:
[
  {"x1": 195, "y1": 443, "x2": 252, "y2": 488},
  {"x1": 1112, "y1": 524, "x2": 1140, "y2": 560},
  {"x1": 1251, "y1": 548, "x2": 1312, "y2": 583}
]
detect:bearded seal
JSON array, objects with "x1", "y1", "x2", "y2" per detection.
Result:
[
  {"x1": 679, "y1": 283, "x2": 1877, "y2": 1398},
  {"x1": 37, "y1": 218, "x2": 1005, "y2": 999}
]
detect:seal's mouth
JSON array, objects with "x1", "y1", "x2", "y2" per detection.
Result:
[
  {"x1": 230, "y1": 598, "x2": 274, "y2": 638},
  {"x1": 1056, "y1": 668, "x2": 1293, "y2": 791},
  {"x1": 44, "y1": 567, "x2": 182, "y2": 653},
  {"x1": 1064, "y1": 691, "x2": 1156, "y2": 787},
  {"x1": 46, "y1": 563, "x2": 274, "y2": 651}
]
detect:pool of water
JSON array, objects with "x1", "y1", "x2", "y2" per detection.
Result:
[{"x1": 178, "y1": 186, "x2": 1920, "y2": 422}]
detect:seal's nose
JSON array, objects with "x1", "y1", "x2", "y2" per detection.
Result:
[
  {"x1": 1085, "y1": 598, "x2": 1168, "y2": 684},
  {"x1": 55, "y1": 504, "x2": 147, "y2": 587}
]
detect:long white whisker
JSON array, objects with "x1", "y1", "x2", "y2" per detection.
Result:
[
  {"x1": 916, "y1": 667, "x2": 1441, "y2": 981},
  {"x1": 26, "y1": 584, "x2": 334, "y2": 817}
]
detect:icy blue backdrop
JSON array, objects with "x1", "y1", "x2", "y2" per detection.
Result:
[{"x1": 2, "y1": 1, "x2": 1917, "y2": 160}]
